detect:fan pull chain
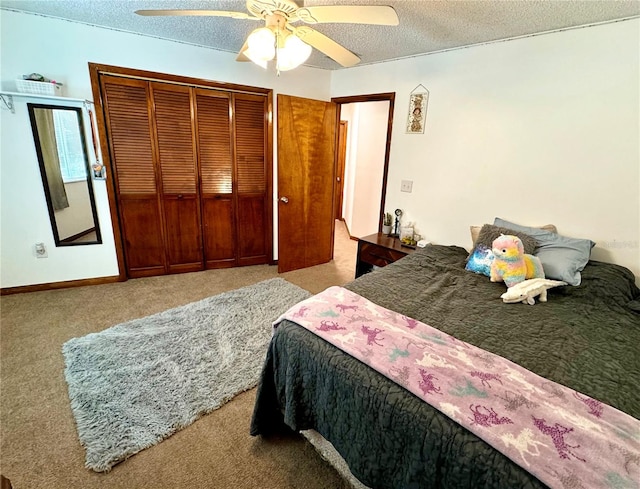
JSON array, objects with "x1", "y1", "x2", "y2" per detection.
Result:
[{"x1": 275, "y1": 20, "x2": 281, "y2": 76}]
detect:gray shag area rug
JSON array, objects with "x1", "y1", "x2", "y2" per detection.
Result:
[{"x1": 62, "y1": 278, "x2": 310, "y2": 472}]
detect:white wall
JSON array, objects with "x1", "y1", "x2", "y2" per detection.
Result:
[
  {"x1": 1, "y1": 95, "x2": 117, "y2": 286},
  {"x1": 0, "y1": 9, "x2": 331, "y2": 288},
  {"x1": 332, "y1": 19, "x2": 640, "y2": 280},
  {"x1": 340, "y1": 101, "x2": 389, "y2": 238}
]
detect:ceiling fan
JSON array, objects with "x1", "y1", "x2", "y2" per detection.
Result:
[{"x1": 136, "y1": 0, "x2": 399, "y2": 71}]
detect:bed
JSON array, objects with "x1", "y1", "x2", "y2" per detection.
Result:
[{"x1": 250, "y1": 242, "x2": 640, "y2": 488}]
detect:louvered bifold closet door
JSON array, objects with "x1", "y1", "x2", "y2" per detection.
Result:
[
  {"x1": 101, "y1": 76, "x2": 166, "y2": 278},
  {"x1": 150, "y1": 83, "x2": 203, "y2": 273},
  {"x1": 233, "y1": 93, "x2": 269, "y2": 266},
  {"x1": 194, "y1": 89, "x2": 235, "y2": 268}
]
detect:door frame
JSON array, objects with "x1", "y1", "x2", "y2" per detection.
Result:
[
  {"x1": 331, "y1": 92, "x2": 395, "y2": 233},
  {"x1": 88, "y1": 63, "x2": 273, "y2": 280},
  {"x1": 334, "y1": 121, "x2": 348, "y2": 221}
]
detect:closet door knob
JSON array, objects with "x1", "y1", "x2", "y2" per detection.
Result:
[{"x1": 280, "y1": 196, "x2": 289, "y2": 204}]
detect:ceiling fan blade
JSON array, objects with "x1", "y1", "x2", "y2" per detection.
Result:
[
  {"x1": 135, "y1": 9, "x2": 256, "y2": 20},
  {"x1": 296, "y1": 6, "x2": 399, "y2": 26},
  {"x1": 293, "y1": 26, "x2": 360, "y2": 68}
]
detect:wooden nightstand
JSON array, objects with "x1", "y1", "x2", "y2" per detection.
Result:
[{"x1": 355, "y1": 232, "x2": 416, "y2": 278}]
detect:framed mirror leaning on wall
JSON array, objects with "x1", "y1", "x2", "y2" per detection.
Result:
[{"x1": 27, "y1": 104, "x2": 102, "y2": 246}]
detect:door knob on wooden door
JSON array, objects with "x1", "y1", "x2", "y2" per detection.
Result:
[{"x1": 279, "y1": 196, "x2": 289, "y2": 204}]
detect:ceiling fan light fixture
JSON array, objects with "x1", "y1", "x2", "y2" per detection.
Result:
[
  {"x1": 246, "y1": 27, "x2": 276, "y2": 64},
  {"x1": 276, "y1": 34, "x2": 312, "y2": 71},
  {"x1": 137, "y1": 2, "x2": 400, "y2": 70},
  {"x1": 244, "y1": 49, "x2": 269, "y2": 69}
]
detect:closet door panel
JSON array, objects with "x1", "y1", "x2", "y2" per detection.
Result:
[
  {"x1": 202, "y1": 198, "x2": 235, "y2": 267},
  {"x1": 101, "y1": 77, "x2": 165, "y2": 277},
  {"x1": 237, "y1": 196, "x2": 266, "y2": 265},
  {"x1": 119, "y1": 197, "x2": 165, "y2": 277},
  {"x1": 152, "y1": 83, "x2": 203, "y2": 271},
  {"x1": 163, "y1": 196, "x2": 202, "y2": 273},
  {"x1": 234, "y1": 94, "x2": 268, "y2": 265},
  {"x1": 195, "y1": 90, "x2": 235, "y2": 266}
]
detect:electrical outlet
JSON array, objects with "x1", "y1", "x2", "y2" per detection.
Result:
[
  {"x1": 35, "y1": 242, "x2": 48, "y2": 258},
  {"x1": 400, "y1": 180, "x2": 413, "y2": 193}
]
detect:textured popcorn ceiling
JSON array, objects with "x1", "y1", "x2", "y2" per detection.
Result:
[{"x1": 2, "y1": 0, "x2": 639, "y2": 70}]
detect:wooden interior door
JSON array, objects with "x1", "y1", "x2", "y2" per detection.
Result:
[
  {"x1": 277, "y1": 94, "x2": 337, "y2": 273},
  {"x1": 334, "y1": 121, "x2": 347, "y2": 220},
  {"x1": 101, "y1": 76, "x2": 165, "y2": 278}
]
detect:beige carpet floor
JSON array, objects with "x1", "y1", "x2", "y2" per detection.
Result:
[{"x1": 0, "y1": 222, "x2": 359, "y2": 489}]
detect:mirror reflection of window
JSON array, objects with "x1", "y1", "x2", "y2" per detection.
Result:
[
  {"x1": 27, "y1": 104, "x2": 102, "y2": 246},
  {"x1": 53, "y1": 110, "x2": 88, "y2": 182}
]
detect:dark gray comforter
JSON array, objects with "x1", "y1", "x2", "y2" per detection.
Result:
[{"x1": 250, "y1": 245, "x2": 640, "y2": 488}]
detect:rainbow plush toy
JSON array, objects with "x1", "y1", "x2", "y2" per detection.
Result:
[{"x1": 490, "y1": 235, "x2": 545, "y2": 287}]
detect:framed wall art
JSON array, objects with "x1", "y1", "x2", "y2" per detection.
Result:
[{"x1": 406, "y1": 85, "x2": 429, "y2": 134}]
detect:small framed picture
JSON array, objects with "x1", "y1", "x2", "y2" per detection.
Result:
[
  {"x1": 92, "y1": 162, "x2": 106, "y2": 180},
  {"x1": 406, "y1": 90, "x2": 429, "y2": 134}
]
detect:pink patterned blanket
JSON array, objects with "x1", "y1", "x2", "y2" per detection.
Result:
[{"x1": 275, "y1": 286, "x2": 640, "y2": 489}]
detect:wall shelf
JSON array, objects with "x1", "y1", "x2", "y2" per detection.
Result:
[{"x1": 0, "y1": 91, "x2": 92, "y2": 114}]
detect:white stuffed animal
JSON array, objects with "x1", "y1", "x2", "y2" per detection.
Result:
[{"x1": 500, "y1": 278, "x2": 567, "y2": 305}]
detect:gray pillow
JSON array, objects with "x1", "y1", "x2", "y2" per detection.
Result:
[
  {"x1": 494, "y1": 217, "x2": 595, "y2": 286},
  {"x1": 475, "y1": 224, "x2": 537, "y2": 255}
]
